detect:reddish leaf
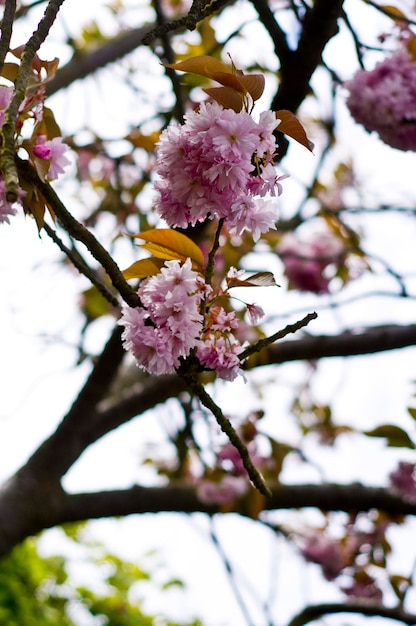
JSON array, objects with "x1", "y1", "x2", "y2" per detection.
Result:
[
  {"x1": 227, "y1": 271, "x2": 278, "y2": 288},
  {"x1": 203, "y1": 86, "x2": 243, "y2": 112},
  {"x1": 236, "y1": 73, "x2": 265, "y2": 102},
  {"x1": 275, "y1": 110, "x2": 314, "y2": 152}
]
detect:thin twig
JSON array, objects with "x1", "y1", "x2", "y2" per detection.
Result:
[
  {"x1": 181, "y1": 373, "x2": 271, "y2": 497},
  {"x1": 239, "y1": 311, "x2": 317, "y2": 361},
  {"x1": 17, "y1": 157, "x2": 140, "y2": 308},
  {"x1": 209, "y1": 518, "x2": 257, "y2": 626},
  {"x1": 42, "y1": 222, "x2": 120, "y2": 307},
  {"x1": 205, "y1": 217, "x2": 224, "y2": 287}
]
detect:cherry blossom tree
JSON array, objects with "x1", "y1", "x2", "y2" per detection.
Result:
[{"x1": 1, "y1": 0, "x2": 416, "y2": 624}]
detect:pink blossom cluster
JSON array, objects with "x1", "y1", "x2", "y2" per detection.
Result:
[
  {"x1": 154, "y1": 100, "x2": 283, "y2": 239},
  {"x1": 197, "y1": 306, "x2": 243, "y2": 381},
  {"x1": 298, "y1": 513, "x2": 391, "y2": 600},
  {"x1": 119, "y1": 259, "x2": 252, "y2": 380},
  {"x1": 345, "y1": 49, "x2": 416, "y2": 151},
  {"x1": 389, "y1": 461, "x2": 416, "y2": 502},
  {"x1": 300, "y1": 534, "x2": 348, "y2": 581},
  {"x1": 197, "y1": 414, "x2": 273, "y2": 504},
  {"x1": 277, "y1": 230, "x2": 345, "y2": 294},
  {"x1": 119, "y1": 258, "x2": 206, "y2": 375},
  {"x1": 197, "y1": 474, "x2": 248, "y2": 505},
  {"x1": 300, "y1": 533, "x2": 384, "y2": 599}
]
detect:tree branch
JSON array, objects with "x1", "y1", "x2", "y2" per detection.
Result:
[
  {"x1": 23, "y1": 322, "x2": 416, "y2": 487},
  {"x1": 271, "y1": 0, "x2": 345, "y2": 113},
  {"x1": 245, "y1": 324, "x2": 416, "y2": 369},
  {"x1": 50, "y1": 482, "x2": 416, "y2": 527},
  {"x1": 17, "y1": 158, "x2": 139, "y2": 308},
  {"x1": 0, "y1": 479, "x2": 415, "y2": 558},
  {"x1": 45, "y1": 25, "x2": 155, "y2": 97},
  {"x1": 286, "y1": 602, "x2": 416, "y2": 626}
]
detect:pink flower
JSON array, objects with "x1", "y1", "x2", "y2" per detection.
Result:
[
  {"x1": 33, "y1": 136, "x2": 71, "y2": 180},
  {"x1": 345, "y1": 48, "x2": 416, "y2": 151},
  {"x1": 277, "y1": 230, "x2": 345, "y2": 294},
  {"x1": 246, "y1": 303, "x2": 264, "y2": 325},
  {"x1": 0, "y1": 177, "x2": 25, "y2": 225},
  {"x1": 0, "y1": 85, "x2": 13, "y2": 126},
  {"x1": 389, "y1": 461, "x2": 416, "y2": 502},
  {"x1": 300, "y1": 535, "x2": 347, "y2": 581}
]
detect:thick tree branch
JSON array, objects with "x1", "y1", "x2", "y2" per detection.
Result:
[
  {"x1": 245, "y1": 324, "x2": 416, "y2": 369},
  {"x1": 16, "y1": 325, "x2": 127, "y2": 484},
  {"x1": 271, "y1": 0, "x2": 345, "y2": 113},
  {"x1": 286, "y1": 602, "x2": 416, "y2": 626},
  {"x1": 0, "y1": 480, "x2": 413, "y2": 559},
  {"x1": 250, "y1": 0, "x2": 292, "y2": 65},
  {"x1": 44, "y1": 482, "x2": 416, "y2": 528},
  {"x1": 45, "y1": 25, "x2": 155, "y2": 97},
  {"x1": 16, "y1": 322, "x2": 415, "y2": 489}
]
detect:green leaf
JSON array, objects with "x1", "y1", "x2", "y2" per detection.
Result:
[
  {"x1": 130, "y1": 229, "x2": 205, "y2": 270},
  {"x1": 363, "y1": 424, "x2": 415, "y2": 449}
]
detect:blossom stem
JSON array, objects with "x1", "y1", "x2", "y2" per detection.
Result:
[
  {"x1": 181, "y1": 372, "x2": 272, "y2": 497},
  {"x1": 0, "y1": 0, "x2": 65, "y2": 202},
  {"x1": 239, "y1": 311, "x2": 318, "y2": 361},
  {"x1": 205, "y1": 217, "x2": 224, "y2": 287}
]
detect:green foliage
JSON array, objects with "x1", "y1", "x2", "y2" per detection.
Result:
[
  {"x1": 0, "y1": 539, "x2": 71, "y2": 626},
  {"x1": 0, "y1": 531, "x2": 203, "y2": 626}
]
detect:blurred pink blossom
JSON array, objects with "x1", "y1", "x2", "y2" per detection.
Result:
[
  {"x1": 345, "y1": 48, "x2": 416, "y2": 151},
  {"x1": 277, "y1": 231, "x2": 345, "y2": 294},
  {"x1": 300, "y1": 535, "x2": 348, "y2": 581},
  {"x1": 389, "y1": 461, "x2": 416, "y2": 502},
  {"x1": 342, "y1": 572, "x2": 383, "y2": 601}
]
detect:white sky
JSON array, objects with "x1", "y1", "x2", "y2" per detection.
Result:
[{"x1": 1, "y1": 1, "x2": 416, "y2": 625}]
